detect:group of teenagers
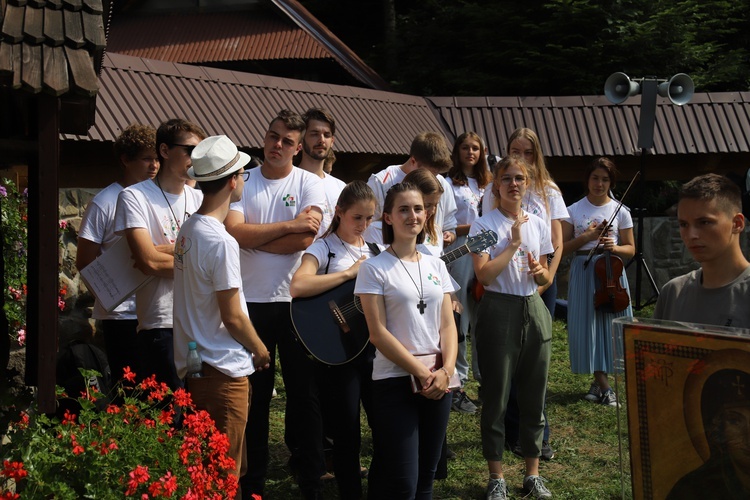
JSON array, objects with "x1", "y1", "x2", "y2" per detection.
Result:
[{"x1": 77, "y1": 104, "x2": 750, "y2": 500}]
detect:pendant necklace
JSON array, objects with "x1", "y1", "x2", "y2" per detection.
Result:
[
  {"x1": 155, "y1": 177, "x2": 186, "y2": 233},
  {"x1": 336, "y1": 233, "x2": 364, "y2": 263},
  {"x1": 391, "y1": 247, "x2": 426, "y2": 314}
]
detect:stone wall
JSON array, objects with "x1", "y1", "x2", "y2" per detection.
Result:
[{"x1": 58, "y1": 188, "x2": 100, "y2": 346}]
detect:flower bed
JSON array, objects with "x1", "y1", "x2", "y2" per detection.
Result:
[{"x1": 1, "y1": 368, "x2": 240, "y2": 499}]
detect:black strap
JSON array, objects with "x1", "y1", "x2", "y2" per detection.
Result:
[
  {"x1": 323, "y1": 239, "x2": 335, "y2": 275},
  {"x1": 366, "y1": 242, "x2": 381, "y2": 256}
]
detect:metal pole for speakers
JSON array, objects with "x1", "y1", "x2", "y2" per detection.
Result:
[
  {"x1": 603, "y1": 72, "x2": 694, "y2": 309},
  {"x1": 627, "y1": 79, "x2": 660, "y2": 310}
]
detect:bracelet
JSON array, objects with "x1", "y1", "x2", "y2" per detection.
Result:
[{"x1": 439, "y1": 367, "x2": 452, "y2": 378}]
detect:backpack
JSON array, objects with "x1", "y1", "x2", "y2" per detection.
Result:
[{"x1": 56, "y1": 341, "x2": 113, "y2": 416}]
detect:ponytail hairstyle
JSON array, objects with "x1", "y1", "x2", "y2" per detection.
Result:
[{"x1": 322, "y1": 181, "x2": 376, "y2": 238}]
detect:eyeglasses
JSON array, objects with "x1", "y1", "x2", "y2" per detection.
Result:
[
  {"x1": 499, "y1": 175, "x2": 527, "y2": 185},
  {"x1": 235, "y1": 170, "x2": 250, "y2": 181},
  {"x1": 170, "y1": 143, "x2": 196, "y2": 155}
]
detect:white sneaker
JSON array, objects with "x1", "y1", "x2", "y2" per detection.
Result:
[
  {"x1": 599, "y1": 388, "x2": 620, "y2": 407},
  {"x1": 486, "y1": 478, "x2": 508, "y2": 500},
  {"x1": 523, "y1": 475, "x2": 552, "y2": 499}
]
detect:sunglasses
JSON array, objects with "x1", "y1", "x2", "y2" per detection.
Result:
[{"x1": 170, "y1": 143, "x2": 196, "y2": 155}]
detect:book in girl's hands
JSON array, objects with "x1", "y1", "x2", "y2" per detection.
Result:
[{"x1": 410, "y1": 353, "x2": 461, "y2": 393}]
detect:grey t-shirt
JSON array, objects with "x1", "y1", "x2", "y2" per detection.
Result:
[{"x1": 653, "y1": 266, "x2": 750, "y2": 328}]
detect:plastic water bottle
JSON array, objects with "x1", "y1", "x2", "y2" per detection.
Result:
[{"x1": 186, "y1": 341, "x2": 203, "y2": 378}]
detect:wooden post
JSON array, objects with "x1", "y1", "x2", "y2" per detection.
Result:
[{"x1": 26, "y1": 93, "x2": 60, "y2": 414}]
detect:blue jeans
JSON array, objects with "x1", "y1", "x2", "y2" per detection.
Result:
[{"x1": 367, "y1": 376, "x2": 451, "y2": 499}]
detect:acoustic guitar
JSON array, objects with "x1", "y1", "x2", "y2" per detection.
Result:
[{"x1": 290, "y1": 230, "x2": 498, "y2": 365}]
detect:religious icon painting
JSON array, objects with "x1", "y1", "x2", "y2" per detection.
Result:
[{"x1": 613, "y1": 318, "x2": 750, "y2": 500}]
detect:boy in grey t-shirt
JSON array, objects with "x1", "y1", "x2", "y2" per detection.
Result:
[{"x1": 653, "y1": 173, "x2": 750, "y2": 327}]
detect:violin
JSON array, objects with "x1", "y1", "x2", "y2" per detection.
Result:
[
  {"x1": 592, "y1": 232, "x2": 629, "y2": 313},
  {"x1": 583, "y1": 172, "x2": 640, "y2": 314}
]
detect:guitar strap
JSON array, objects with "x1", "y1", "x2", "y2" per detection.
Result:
[
  {"x1": 323, "y1": 239, "x2": 335, "y2": 275},
  {"x1": 366, "y1": 242, "x2": 381, "y2": 256},
  {"x1": 322, "y1": 240, "x2": 381, "y2": 275}
]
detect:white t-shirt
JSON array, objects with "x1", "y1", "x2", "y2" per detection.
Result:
[
  {"x1": 354, "y1": 251, "x2": 455, "y2": 380},
  {"x1": 366, "y1": 165, "x2": 458, "y2": 235},
  {"x1": 114, "y1": 179, "x2": 203, "y2": 331},
  {"x1": 317, "y1": 172, "x2": 346, "y2": 238},
  {"x1": 229, "y1": 167, "x2": 325, "y2": 302},
  {"x1": 523, "y1": 183, "x2": 569, "y2": 226},
  {"x1": 469, "y1": 208, "x2": 553, "y2": 297},
  {"x1": 173, "y1": 214, "x2": 254, "y2": 380},
  {"x1": 447, "y1": 177, "x2": 485, "y2": 227},
  {"x1": 305, "y1": 234, "x2": 382, "y2": 274},
  {"x1": 78, "y1": 182, "x2": 136, "y2": 320},
  {"x1": 564, "y1": 197, "x2": 633, "y2": 251}
]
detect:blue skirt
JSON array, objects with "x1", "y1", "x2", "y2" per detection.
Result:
[{"x1": 567, "y1": 255, "x2": 632, "y2": 374}]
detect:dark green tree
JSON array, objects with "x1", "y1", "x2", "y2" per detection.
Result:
[{"x1": 299, "y1": 0, "x2": 750, "y2": 95}]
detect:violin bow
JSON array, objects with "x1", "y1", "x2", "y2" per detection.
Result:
[{"x1": 583, "y1": 170, "x2": 641, "y2": 269}]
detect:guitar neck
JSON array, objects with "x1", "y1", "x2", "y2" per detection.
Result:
[{"x1": 441, "y1": 244, "x2": 471, "y2": 264}]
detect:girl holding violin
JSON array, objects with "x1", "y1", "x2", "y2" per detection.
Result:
[
  {"x1": 290, "y1": 181, "x2": 379, "y2": 499},
  {"x1": 561, "y1": 157, "x2": 635, "y2": 407}
]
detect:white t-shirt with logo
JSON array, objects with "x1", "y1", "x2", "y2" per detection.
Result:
[
  {"x1": 173, "y1": 214, "x2": 254, "y2": 379},
  {"x1": 564, "y1": 197, "x2": 633, "y2": 251},
  {"x1": 115, "y1": 179, "x2": 203, "y2": 331},
  {"x1": 447, "y1": 177, "x2": 485, "y2": 227},
  {"x1": 469, "y1": 208, "x2": 553, "y2": 297},
  {"x1": 229, "y1": 167, "x2": 325, "y2": 303},
  {"x1": 354, "y1": 251, "x2": 455, "y2": 380},
  {"x1": 78, "y1": 182, "x2": 136, "y2": 320}
]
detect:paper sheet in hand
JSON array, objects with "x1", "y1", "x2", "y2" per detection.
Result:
[{"x1": 80, "y1": 237, "x2": 153, "y2": 312}]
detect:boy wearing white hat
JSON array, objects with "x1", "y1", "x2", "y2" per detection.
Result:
[{"x1": 173, "y1": 135, "x2": 271, "y2": 495}]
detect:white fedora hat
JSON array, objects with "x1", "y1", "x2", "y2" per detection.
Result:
[{"x1": 188, "y1": 135, "x2": 250, "y2": 182}]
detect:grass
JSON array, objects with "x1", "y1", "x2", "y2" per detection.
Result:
[{"x1": 263, "y1": 307, "x2": 655, "y2": 499}]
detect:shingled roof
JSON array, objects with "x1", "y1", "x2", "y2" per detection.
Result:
[{"x1": 0, "y1": 0, "x2": 106, "y2": 96}]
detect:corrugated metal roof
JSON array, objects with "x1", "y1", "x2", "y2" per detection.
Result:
[
  {"x1": 106, "y1": 0, "x2": 389, "y2": 91},
  {"x1": 61, "y1": 52, "x2": 441, "y2": 156},
  {"x1": 426, "y1": 93, "x2": 750, "y2": 158},
  {"x1": 107, "y1": 11, "x2": 330, "y2": 63}
]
